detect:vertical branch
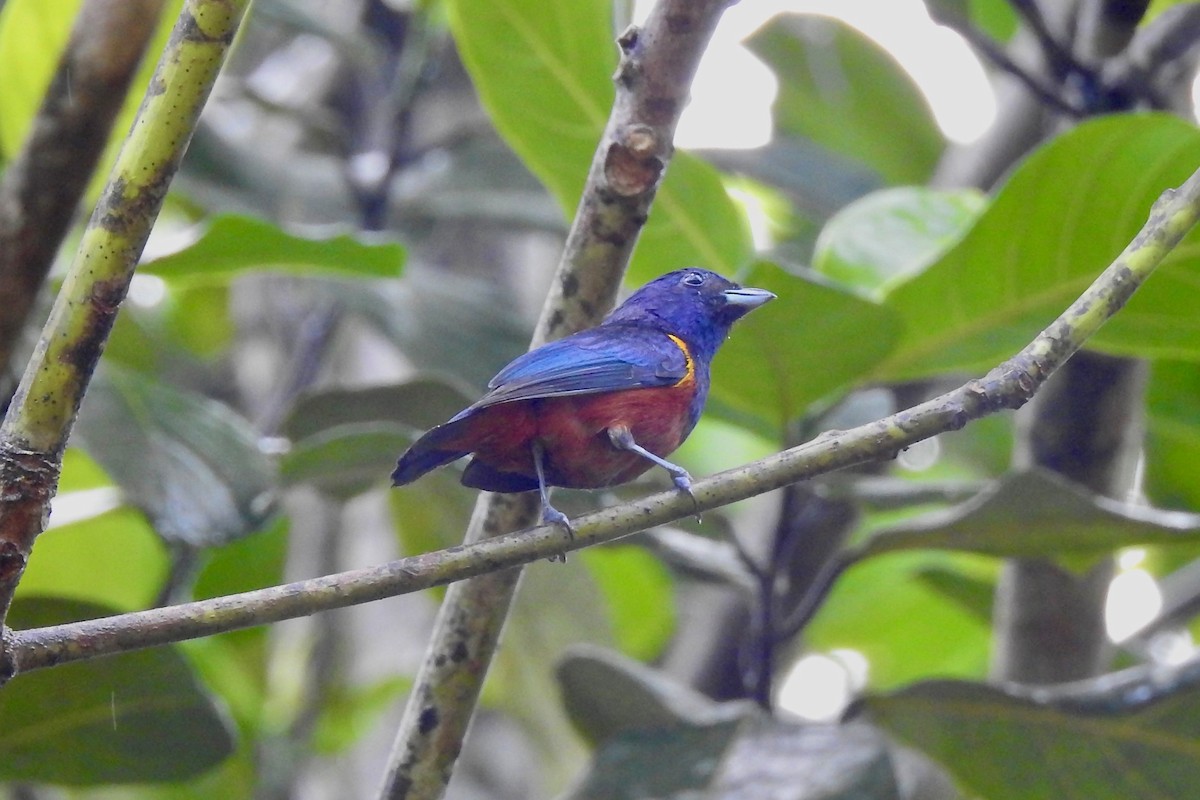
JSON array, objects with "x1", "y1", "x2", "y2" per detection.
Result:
[
  {"x1": 378, "y1": 1, "x2": 733, "y2": 798},
  {"x1": 0, "y1": 0, "x2": 252, "y2": 652},
  {"x1": 0, "y1": 0, "x2": 166, "y2": 374}
]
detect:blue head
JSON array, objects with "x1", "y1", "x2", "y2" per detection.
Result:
[{"x1": 603, "y1": 268, "x2": 775, "y2": 363}]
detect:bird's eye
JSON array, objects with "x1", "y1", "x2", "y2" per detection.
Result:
[{"x1": 682, "y1": 272, "x2": 705, "y2": 287}]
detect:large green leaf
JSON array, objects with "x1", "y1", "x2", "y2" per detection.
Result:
[
  {"x1": 805, "y1": 552, "x2": 995, "y2": 690},
  {"x1": 813, "y1": 187, "x2": 985, "y2": 297},
  {"x1": 141, "y1": 214, "x2": 405, "y2": 279},
  {"x1": 877, "y1": 114, "x2": 1200, "y2": 381},
  {"x1": 281, "y1": 380, "x2": 474, "y2": 498},
  {"x1": 746, "y1": 14, "x2": 944, "y2": 185},
  {"x1": 1145, "y1": 360, "x2": 1200, "y2": 511},
  {"x1": 17, "y1": 508, "x2": 166, "y2": 611},
  {"x1": 863, "y1": 659, "x2": 1200, "y2": 800},
  {"x1": 0, "y1": 597, "x2": 235, "y2": 784},
  {"x1": 858, "y1": 468, "x2": 1200, "y2": 564},
  {"x1": 0, "y1": 0, "x2": 181, "y2": 193},
  {"x1": 567, "y1": 715, "x2": 910, "y2": 800},
  {"x1": 446, "y1": 0, "x2": 753, "y2": 283},
  {"x1": 710, "y1": 262, "x2": 902, "y2": 431},
  {"x1": 74, "y1": 363, "x2": 279, "y2": 547}
]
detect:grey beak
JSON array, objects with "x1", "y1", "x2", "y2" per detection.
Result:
[{"x1": 722, "y1": 287, "x2": 776, "y2": 309}]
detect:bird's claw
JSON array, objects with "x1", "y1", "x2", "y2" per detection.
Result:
[
  {"x1": 541, "y1": 503, "x2": 574, "y2": 563},
  {"x1": 670, "y1": 469, "x2": 701, "y2": 521}
]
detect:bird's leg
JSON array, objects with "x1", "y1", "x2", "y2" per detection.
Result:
[
  {"x1": 607, "y1": 425, "x2": 695, "y2": 497},
  {"x1": 532, "y1": 440, "x2": 573, "y2": 561}
]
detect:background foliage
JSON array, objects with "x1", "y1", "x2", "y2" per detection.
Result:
[{"x1": 1, "y1": 0, "x2": 1199, "y2": 798}]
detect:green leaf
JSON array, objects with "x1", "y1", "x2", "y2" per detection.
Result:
[
  {"x1": 923, "y1": 0, "x2": 1019, "y2": 41},
  {"x1": 160, "y1": 282, "x2": 234, "y2": 357},
  {"x1": 0, "y1": 0, "x2": 182, "y2": 195},
  {"x1": 283, "y1": 380, "x2": 473, "y2": 442},
  {"x1": 862, "y1": 661, "x2": 1200, "y2": 800},
  {"x1": 579, "y1": 547, "x2": 675, "y2": 661},
  {"x1": 877, "y1": 114, "x2": 1200, "y2": 381},
  {"x1": 567, "y1": 716, "x2": 905, "y2": 800},
  {"x1": 858, "y1": 468, "x2": 1200, "y2": 565},
  {"x1": 746, "y1": 14, "x2": 944, "y2": 185},
  {"x1": 16, "y1": 508, "x2": 167, "y2": 611},
  {"x1": 311, "y1": 676, "x2": 413, "y2": 755},
  {"x1": 557, "y1": 645, "x2": 738, "y2": 746},
  {"x1": 184, "y1": 518, "x2": 290, "y2": 735},
  {"x1": 75, "y1": 363, "x2": 279, "y2": 547},
  {"x1": 814, "y1": 187, "x2": 985, "y2": 297},
  {"x1": 1145, "y1": 360, "x2": 1200, "y2": 510},
  {"x1": 446, "y1": 0, "x2": 753, "y2": 282},
  {"x1": 806, "y1": 552, "x2": 995, "y2": 690},
  {"x1": 282, "y1": 380, "x2": 474, "y2": 498},
  {"x1": 0, "y1": 597, "x2": 235, "y2": 784},
  {"x1": 711, "y1": 262, "x2": 902, "y2": 430},
  {"x1": 283, "y1": 423, "x2": 414, "y2": 498},
  {"x1": 141, "y1": 214, "x2": 405, "y2": 279}
]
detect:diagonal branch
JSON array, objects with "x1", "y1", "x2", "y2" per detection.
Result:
[
  {"x1": 0, "y1": 0, "x2": 166, "y2": 374},
  {"x1": 377, "y1": 2, "x2": 733, "y2": 797},
  {"x1": 0, "y1": 0, "x2": 252, "y2": 665},
  {"x1": 5, "y1": 162, "x2": 1200, "y2": 681}
]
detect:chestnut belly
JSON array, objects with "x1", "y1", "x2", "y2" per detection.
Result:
[{"x1": 460, "y1": 386, "x2": 695, "y2": 489}]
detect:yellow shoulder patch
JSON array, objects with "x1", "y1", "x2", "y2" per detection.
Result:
[{"x1": 667, "y1": 334, "x2": 696, "y2": 388}]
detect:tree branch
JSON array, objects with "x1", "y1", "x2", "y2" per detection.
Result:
[
  {"x1": 377, "y1": 2, "x2": 733, "y2": 797},
  {"x1": 0, "y1": 0, "x2": 252, "y2": 665},
  {"x1": 5, "y1": 162, "x2": 1199, "y2": 682},
  {"x1": 0, "y1": 0, "x2": 165, "y2": 374}
]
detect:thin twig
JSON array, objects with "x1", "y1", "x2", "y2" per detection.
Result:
[{"x1": 5, "y1": 162, "x2": 1200, "y2": 680}]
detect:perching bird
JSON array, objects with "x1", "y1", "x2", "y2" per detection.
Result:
[{"x1": 391, "y1": 268, "x2": 774, "y2": 527}]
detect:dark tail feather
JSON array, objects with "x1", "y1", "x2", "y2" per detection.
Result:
[{"x1": 391, "y1": 421, "x2": 470, "y2": 486}]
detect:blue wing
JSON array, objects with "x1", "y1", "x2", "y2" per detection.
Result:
[{"x1": 468, "y1": 325, "x2": 689, "y2": 410}]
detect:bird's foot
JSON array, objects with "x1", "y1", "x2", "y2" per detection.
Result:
[
  {"x1": 668, "y1": 468, "x2": 701, "y2": 521},
  {"x1": 541, "y1": 502, "x2": 574, "y2": 563}
]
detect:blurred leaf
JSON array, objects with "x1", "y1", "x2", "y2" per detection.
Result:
[
  {"x1": 814, "y1": 187, "x2": 985, "y2": 297},
  {"x1": 311, "y1": 676, "x2": 412, "y2": 755},
  {"x1": 859, "y1": 468, "x2": 1200, "y2": 565},
  {"x1": 58, "y1": 445, "x2": 121, "y2": 492},
  {"x1": 331, "y1": 274, "x2": 531, "y2": 391},
  {"x1": 862, "y1": 658, "x2": 1200, "y2": 800},
  {"x1": 557, "y1": 645, "x2": 748, "y2": 747},
  {"x1": 16, "y1": 508, "x2": 166, "y2": 611},
  {"x1": 75, "y1": 363, "x2": 279, "y2": 547},
  {"x1": 161, "y1": 282, "x2": 234, "y2": 357},
  {"x1": 0, "y1": 597, "x2": 235, "y2": 784},
  {"x1": 446, "y1": 0, "x2": 754, "y2": 282},
  {"x1": 912, "y1": 566, "x2": 994, "y2": 625},
  {"x1": 747, "y1": 14, "x2": 944, "y2": 185},
  {"x1": 806, "y1": 552, "x2": 995, "y2": 689},
  {"x1": 0, "y1": 0, "x2": 181, "y2": 196},
  {"x1": 283, "y1": 380, "x2": 474, "y2": 498},
  {"x1": 711, "y1": 262, "x2": 902, "y2": 431},
  {"x1": 568, "y1": 716, "x2": 905, "y2": 800},
  {"x1": 185, "y1": 518, "x2": 290, "y2": 735},
  {"x1": 877, "y1": 114, "x2": 1200, "y2": 381},
  {"x1": 283, "y1": 380, "x2": 473, "y2": 441},
  {"x1": 1145, "y1": 360, "x2": 1200, "y2": 510},
  {"x1": 283, "y1": 423, "x2": 413, "y2": 498},
  {"x1": 579, "y1": 547, "x2": 675, "y2": 661},
  {"x1": 924, "y1": 0, "x2": 1019, "y2": 41},
  {"x1": 142, "y1": 214, "x2": 405, "y2": 279}
]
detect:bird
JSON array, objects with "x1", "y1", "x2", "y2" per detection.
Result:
[{"x1": 391, "y1": 268, "x2": 775, "y2": 529}]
